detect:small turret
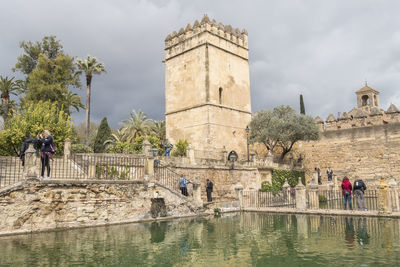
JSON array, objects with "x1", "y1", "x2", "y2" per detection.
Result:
[{"x1": 386, "y1": 103, "x2": 400, "y2": 114}]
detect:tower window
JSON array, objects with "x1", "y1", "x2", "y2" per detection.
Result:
[
  {"x1": 219, "y1": 87, "x2": 223, "y2": 104},
  {"x1": 361, "y1": 95, "x2": 370, "y2": 106}
]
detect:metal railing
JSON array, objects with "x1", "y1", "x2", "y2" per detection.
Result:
[
  {"x1": 51, "y1": 154, "x2": 145, "y2": 180},
  {"x1": 318, "y1": 190, "x2": 378, "y2": 211},
  {"x1": 0, "y1": 154, "x2": 146, "y2": 184},
  {"x1": 0, "y1": 156, "x2": 23, "y2": 187},
  {"x1": 154, "y1": 163, "x2": 182, "y2": 194},
  {"x1": 243, "y1": 190, "x2": 296, "y2": 208}
]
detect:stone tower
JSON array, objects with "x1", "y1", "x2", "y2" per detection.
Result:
[
  {"x1": 164, "y1": 15, "x2": 252, "y2": 157},
  {"x1": 356, "y1": 82, "x2": 380, "y2": 108}
]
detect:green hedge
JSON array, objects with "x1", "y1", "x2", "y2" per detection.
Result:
[
  {"x1": 261, "y1": 169, "x2": 305, "y2": 193},
  {"x1": 71, "y1": 144, "x2": 93, "y2": 153}
]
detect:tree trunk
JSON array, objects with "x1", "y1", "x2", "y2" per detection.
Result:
[
  {"x1": 85, "y1": 75, "x2": 92, "y2": 146},
  {"x1": 1, "y1": 97, "x2": 9, "y2": 127}
]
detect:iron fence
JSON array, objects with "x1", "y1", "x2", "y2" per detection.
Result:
[
  {"x1": 0, "y1": 154, "x2": 146, "y2": 183},
  {"x1": 0, "y1": 156, "x2": 23, "y2": 187},
  {"x1": 243, "y1": 190, "x2": 296, "y2": 208},
  {"x1": 154, "y1": 164, "x2": 181, "y2": 193},
  {"x1": 318, "y1": 190, "x2": 378, "y2": 211}
]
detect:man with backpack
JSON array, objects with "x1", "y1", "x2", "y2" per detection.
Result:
[{"x1": 353, "y1": 178, "x2": 367, "y2": 211}]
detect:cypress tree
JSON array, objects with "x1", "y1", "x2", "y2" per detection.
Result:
[
  {"x1": 93, "y1": 117, "x2": 112, "y2": 153},
  {"x1": 300, "y1": 94, "x2": 306, "y2": 115}
]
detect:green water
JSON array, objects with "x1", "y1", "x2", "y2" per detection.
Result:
[{"x1": 0, "y1": 213, "x2": 399, "y2": 266}]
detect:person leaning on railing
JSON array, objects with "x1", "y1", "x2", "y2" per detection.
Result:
[
  {"x1": 179, "y1": 174, "x2": 190, "y2": 196},
  {"x1": 353, "y1": 178, "x2": 367, "y2": 211}
]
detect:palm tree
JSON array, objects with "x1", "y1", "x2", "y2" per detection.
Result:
[
  {"x1": 0, "y1": 76, "x2": 23, "y2": 126},
  {"x1": 152, "y1": 120, "x2": 166, "y2": 141},
  {"x1": 121, "y1": 109, "x2": 153, "y2": 143},
  {"x1": 103, "y1": 129, "x2": 128, "y2": 149},
  {"x1": 76, "y1": 55, "x2": 106, "y2": 145},
  {"x1": 63, "y1": 90, "x2": 85, "y2": 114}
]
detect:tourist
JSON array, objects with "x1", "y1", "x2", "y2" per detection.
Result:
[
  {"x1": 353, "y1": 178, "x2": 367, "y2": 211},
  {"x1": 341, "y1": 176, "x2": 353, "y2": 210},
  {"x1": 37, "y1": 130, "x2": 55, "y2": 180},
  {"x1": 206, "y1": 179, "x2": 213, "y2": 202},
  {"x1": 163, "y1": 139, "x2": 173, "y2": 156},
  {"x1": 327, "y1": 167, "x2": 333, "y2": 181},
  {"x1": 315, "y1": 167, "x2": 322, "y2": 184},
  {"x1": 20, "y1": 133, "x2": 38, "y2": 167},
  {"x1": 179, "y1": 174, "x2": 190, "y2": 196}
]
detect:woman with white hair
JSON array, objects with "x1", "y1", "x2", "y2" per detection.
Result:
[{"x1": 37, "y1": 129, "x2": 54, "y2": 180}]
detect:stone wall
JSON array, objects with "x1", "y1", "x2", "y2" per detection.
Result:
[
  {"x1": 0, "y1": 179, "x2": 198, "y2": 235},
  {"x1": 167, "y1": 164, "x2": 271, "y2": 201},
  {"x1": 297, "y1": 123, "x2": 400, "y2": 186}
]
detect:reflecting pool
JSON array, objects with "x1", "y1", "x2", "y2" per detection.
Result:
[{"x1": 0, "y1": 212, "x2": 400, "y2": 266}]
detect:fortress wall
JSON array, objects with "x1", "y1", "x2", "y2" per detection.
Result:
[{"x1": 297, "y1": 123, "x2": 400, "y2": 185}]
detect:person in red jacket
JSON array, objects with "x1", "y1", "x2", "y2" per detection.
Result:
[{"x1": 341, "y1": 176, "x2": 353, "y2": 210}]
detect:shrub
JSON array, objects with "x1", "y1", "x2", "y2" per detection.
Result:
[
  {"x1": 260, "y1": 169, "x2": 305, "y2": 192},
  {"x1": 132, "y1": 136, "x2": 161, "y2": 154},
  {"x1": 0, "y1": 101, "x2": 71, "y2": 156},
  {"x1": 94, "y1": 117, "x2": 112, "y2": 153},
  {"x1": 71, "y1": 144, "x2": 93, "y2": 153},
  {"x1": 319, "y1": 195, "x2": 327, "y2": 203},
  {"x1": 172, "y1": 139, "x2": 188, "y2": 157}
]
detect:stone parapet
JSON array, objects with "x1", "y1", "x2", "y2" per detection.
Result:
[{"x1": 165, "y1": 15, "x2": 248, "y2": 60}]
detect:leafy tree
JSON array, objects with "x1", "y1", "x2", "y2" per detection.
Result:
[
  {"x1": 250, "y1": 105, "x2": 320, "y2": 160},
  {"x1": 172, "y1": 139, "x2": 189, "y2": 157},
  {"x1": 76, "y1": 55, "x2": 106, "y2": 146},
  {"x1": 13, "y1": 36, "x2": 63, "y2": 75},
  {"x1": 14, "y1": 36, "x2": 83, "y2": 115},
  {"x1": 121, "y1": 109, "x2": 154, "y2": 142},
  {"x1": 93, "y1": 117, "x2": 112, "y2": 153},
  {"x1": 0, "y1": 101, "x2": 72, "y2": 156},
  {"x1": 22, "y1": 53, "x2": 82, "y2": 114},
  {"x1": 0, "y1": 76, "x2": 23, "y2": 126},
  {"x1": 300, "y1": 94, "x2": 305, "y2": 115}
]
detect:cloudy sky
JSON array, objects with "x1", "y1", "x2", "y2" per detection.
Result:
[{"x1": 1, "y1": 0, "x2": 400, "y2": 128}]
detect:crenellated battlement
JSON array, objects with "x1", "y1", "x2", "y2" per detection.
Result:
[
  {"x1": 164, "y1": 14, "x2": 248, "y2": 61},
  {"x1": 314, "y1": 84, "x2": 400, "y2": 131}
]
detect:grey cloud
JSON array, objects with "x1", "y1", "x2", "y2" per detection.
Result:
[{"x1": 1, "y1": 0, "x2": 400, "y2": 128}]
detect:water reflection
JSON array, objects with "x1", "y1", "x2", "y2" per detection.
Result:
[{"x1": 0, "y1": 213, "x2": 399, "y2": 266}]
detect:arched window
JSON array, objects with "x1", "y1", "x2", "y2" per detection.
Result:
[
  {"x1": 219, "y1": 87, "x2": 223, "y2": 104},
  {"x1": 361, "y1": 95, "x2": 369, "y2": 106}
]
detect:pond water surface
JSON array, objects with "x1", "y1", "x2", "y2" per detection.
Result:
[{"x1": 0, "y1": 212, "x2": 399, "y2": 266}]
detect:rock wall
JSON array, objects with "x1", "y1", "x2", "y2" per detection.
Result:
[
  {"x1": 0, "y1": 179, "x2": 198, "y2": 235},
  {"x1": 297, "y1": 123, "x2": 400, "y2": 186}
]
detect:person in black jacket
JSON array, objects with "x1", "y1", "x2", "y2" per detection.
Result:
[
  {"x1": 20, "y1": 133, "x2": 38, "y2": 166},
  {"x1": 206, "y1": 179, "x2": 213, "y2": 202},
  {"x1": 37, "y1": 130, "x2": 54, "y2": 180},
  {"x1": 353, "y1": 178, "x2": 367, "y2": 211}
]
